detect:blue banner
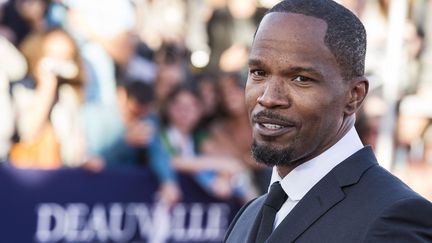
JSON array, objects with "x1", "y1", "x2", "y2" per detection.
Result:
[{"x1": 0, "y1": 165, "x2": 241, "y2": 243}]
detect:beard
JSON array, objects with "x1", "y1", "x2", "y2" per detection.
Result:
[{"x1": 251, "y1": 139, "x2": 298, "y2": 167}]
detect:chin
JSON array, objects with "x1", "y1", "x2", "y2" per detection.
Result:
[{"x1": 251, "y1": 140, "x2": 297, "y2": 167}]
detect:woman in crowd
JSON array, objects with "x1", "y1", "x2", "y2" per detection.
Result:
[
  {"x1": 194, "y1": 73, "x2": 220, "y2": 130},
  {"x1": 202, "y1": 72, "x2": 270, "y2": 194},
  {"x1": 9, "y1": 28, "x2": 86, "y2": 168},
  {"x1": 159, "y1": 82, "x2": 252, "y2": 200}
]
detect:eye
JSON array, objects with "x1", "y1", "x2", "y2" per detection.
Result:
[
  {"x1": 292, "y1": 75, "x2": 314, "y2": 83},
  {"x1": 250, "y1": 69, "x2": 267, "y2": 79}
]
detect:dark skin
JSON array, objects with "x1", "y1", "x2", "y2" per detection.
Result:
[{"x1": 245, "y1": 13, "x2": 368, "y2": 178}]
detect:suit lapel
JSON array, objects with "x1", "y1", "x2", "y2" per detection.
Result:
[
  {"x1": 267, "y1": 174, "x2": 344, "y2": 243},
  {"x1": 225, "y1": 195, "x2": 266, "y2": 243},
  {"x1": 267, "y1": 146, "x2": 377, "y2": 243}
]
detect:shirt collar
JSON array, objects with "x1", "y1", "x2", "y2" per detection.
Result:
[{"x1": 269, "y1": 126, "x2": 364, "y2": 201}]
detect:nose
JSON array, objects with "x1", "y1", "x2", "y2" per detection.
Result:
[{"x1": 257, "y1": 79, "x2": 290, "y2": 109}]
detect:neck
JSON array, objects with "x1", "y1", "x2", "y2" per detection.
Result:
[{"x1": 277, "y1": 115, "x2": 356, "y2": 178}]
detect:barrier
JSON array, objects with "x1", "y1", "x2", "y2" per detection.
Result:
[{"x1": 0, "y1": 165, "x2": 241, "y2": 243}]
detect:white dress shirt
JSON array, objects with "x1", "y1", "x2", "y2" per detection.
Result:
[{"x1": 269, "y1": 126, "x2": 364, "y2": 229}]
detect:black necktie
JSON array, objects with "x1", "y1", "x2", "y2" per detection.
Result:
[{"x1": 254, "y1": 181, "x2": 288, "y2": 243}]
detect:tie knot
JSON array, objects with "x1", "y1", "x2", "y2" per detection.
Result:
[{"x1": 264, "y1": 182, "x2": 287, "y2": 211}]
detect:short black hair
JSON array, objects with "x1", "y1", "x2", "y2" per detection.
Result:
[
  {"x1": 125, "y1": 81, "x2": 155, "y2": 105},
  {"x1": 263, "y1": 0, "x2": 367, "y2": 79}
]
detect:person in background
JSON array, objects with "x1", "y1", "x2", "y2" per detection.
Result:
[
  {"x1": 154, "y1": 62, "x2": 187, "y2": 106},
  {"x1": 82, "y1": 80, "x2": 181, "y2": 206},
  {"x1": 159, "y1": 83, "x2": 253, "y2": 201},
  {"x1": 0, "y1": 0, "x2": 48, "y2": 45},
  {"x1": 0, "y1": 36, "x2": 27, "y2": 162},
  {"x1": 153, "y1": 43, "x2": 190, "y2": 107},
  {"x1": 206, "y1": 0, "x2": 266, "y2": 73},
  {"x1": 203, "y1": 72, "x2": 269, "y2": 194},
  {"x1": 9, "y1": 28, "x2": 86, "y2": 169},
  {"x1": 194, "y1": 73, "x2": 220, "y2": 130},
  {"x1": 64, "y1": 0, "x2": 135, "y2": 108}
]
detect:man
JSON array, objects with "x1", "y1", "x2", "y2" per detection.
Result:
[
  {"x1": 82, "y1": 81, "x2": 181, "y2": 206},
  {"x1": 224, "y1": 0, "x2": 432, "y2": 242}
]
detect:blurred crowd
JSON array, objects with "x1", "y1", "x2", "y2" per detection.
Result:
[
  {"x1": 0, "y1": 0, "x2": 431, "y2": 204},
  {"x1": 340, "y1": 0, "x2": 432, "y2": 199}
]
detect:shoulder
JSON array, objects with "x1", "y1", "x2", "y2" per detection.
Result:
[
  {"x1": 359, "y1": 163, "x2": 422, "y2": 201},
  {"x1": 334, "y1": 147, "x2": 422, "y2": 203},
  {"x1": 224, "y1": 195, "x2": 265, "y2": 242},
  {"x1": 350, "y1": 161, "x2": 432, "y2": 241},
  {"x1": 364, "y1": 196, "x2": 432, "y2": 242}
]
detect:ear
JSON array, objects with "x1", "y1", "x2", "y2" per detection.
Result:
[{"x1": 344, "y1": 76, "x2": 369, "y2": 116}]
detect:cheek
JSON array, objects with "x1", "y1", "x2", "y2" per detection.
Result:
[{"x1": 294, "y1": 92, "x2": 341, "y2": 126}]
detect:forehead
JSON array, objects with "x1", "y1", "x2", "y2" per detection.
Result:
[
  {"x1": 251, "y1": 12, "x2": 338, "y2": 70},
  {"x1": 256, "y1": 12, "x2": 327, "y2": 43},
  {"x1": 174, "y1": 91, "x2": 198, "y2": 102}
]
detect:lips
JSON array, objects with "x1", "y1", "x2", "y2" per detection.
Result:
[
  {"x1": 252, "y1": 113, "x2": 296, "y2": 137},
  {"x1": 261, "y1": 123, "x2": 284, "y2": 129},
  {"x1": 254, "y1": 122, "x2": 295, "y2": 137}
]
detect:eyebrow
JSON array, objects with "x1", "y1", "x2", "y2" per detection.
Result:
[{"x1": 248, "y1": 58, "x2": 267, "y2": 68}]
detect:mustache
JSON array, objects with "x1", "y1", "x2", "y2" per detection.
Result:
[{"x1": 252, "y1": 110, "x2": 296, "y2": 125}]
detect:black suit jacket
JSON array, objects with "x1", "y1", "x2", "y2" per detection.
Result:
[{"x1": 224, "y1": 146, "x2": 432, "y2": 242}]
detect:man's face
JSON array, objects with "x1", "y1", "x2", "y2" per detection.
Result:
[
  {"x1": 127, "y1": 98, "x2": 151, "y2": 120},
  {"x1": 246, "y1": 13, "x2": 350, "y2": 167}
]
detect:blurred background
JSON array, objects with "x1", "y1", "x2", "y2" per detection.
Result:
[{"x1": 0, "y1": 0, "x2": 431, "y2": 210}]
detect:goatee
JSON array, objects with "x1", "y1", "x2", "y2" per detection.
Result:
[{"x1": 251, "y1": 140, "x2": 297, "y2": 167}]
